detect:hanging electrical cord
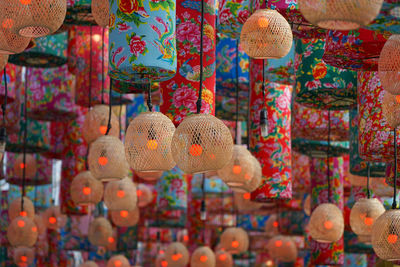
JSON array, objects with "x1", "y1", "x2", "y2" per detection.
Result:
[
  {"x1": 327, "y1": 110, "x2": 331, "y2": 203},
  {"x1": 367, "y1": 162, "x2": 371, "y2": 199},
  {"x1": 0, "y1": 66, "x2": 8, "y2": 155},
  {"x1": 21, "y1": 68, "x2": 29, "y2": 212},
  {"x1": 105, "y1": 81, "x2": 113, "y2": 135},
  {"x1": 195, "y1": 0, "x2": 205, "y2": 114},
  {"x1": 101, "y1": 27, "x2": 105, "y2": 105},
  {"x1": 393, "y1": 128, "x2": 397, "y2": 209},
  {"x1": 147, "y1": 82, "x2": 153, "y2": 112},
  {"x1": 259, "y1": 60, "x2": 268, "y2": 138},
  {"x1": 118, "y1": 93, "x2": 123, "y2": 140}
]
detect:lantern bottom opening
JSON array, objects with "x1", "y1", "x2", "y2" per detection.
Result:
[
  {"x1": 19, "y1": 26, "x2": 51, "y2": 38},
  {"x1": 317, "y1": 20, "x2": 360, "y2": 31}
]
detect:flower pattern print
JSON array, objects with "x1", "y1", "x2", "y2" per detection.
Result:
[
  {"x1": 156, "y1": 166, "x2": 188, "y2": 210},
  {"x1": 292, "y1": 151, "x2": 310, "y2": 193},
  {"x1": 365, "y1": 1, "x2": 400, "y2": 35},
  {"x1": 0, "y1": 63, "x2": 16, "y2": 105}
]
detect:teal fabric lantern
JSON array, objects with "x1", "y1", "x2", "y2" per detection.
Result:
[{"x1": 109, "y1": 0, "x2": 177, "y2": 83}]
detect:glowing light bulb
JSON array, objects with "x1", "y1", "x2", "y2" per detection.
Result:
[
  {"x1": 114, "y1": 260, "x2": 122, "y2": 267},
  {"x1": 20, "y1": 211, "x2": 27, "y2": 217},
  {"x1": 364, "y1": 217, "x2": 374, "y2": 226},
  {"x1": 244, "y1": 173, "x2": 251, "y2": 180},
  {"x1": 388, "y1": 234, "x2": 398, "y2": 244},
  {"x1": 232, "y1": 165, "x2": 242, "y2": 174},
  {"x1": 20, "y1": 163, "x2": 25, "y2": 169},
  {"x1": 273, "y1": 221, "x2": 278, "y2": 228},
  {"x1": 219, "y1": 254, "x2": 227, "y2": 261},
  {"x1": 266, "y1": 260, "x2": 273, "y2": 266},
  {"x1": 275, "y1": 240, "x2": 282, "y2": 247},
  {"x1": 190, "y1": 144, "x2": 203, "y2": 156},
  {"x1": 172, "y1": 253, "x2": 181, "y2": 261},
  {"x1": 324, "y1": 220, "x2": 333, "y2": 230},
  {"x1": 159, "y1": 250, "x2": 165, "y2": 254},
  {"x1": 396, "y1": 95, "x2": 400, "y2": 104},
  {"x1": 231, "y1": 240, "x2": 239, "y2": 248},
  {"x1": 161, "y1": 261, "x2": 168, "y2": 267},
  {"x1": 20, "y1": 0, "x2": 31, "y2": 4},
  {"x1": 20, "y1": 256, "x2": 28, "y2": 262},
  {"x1": 243, "y1": 193, "x2": 251, "y2": 200},
  {"x1": 117, "y1": 190, "x2": 125, "y2": 198},
  {"x1": 17, "y1": 220, "x2": 25, "y2": 228},
  {"x1": 147, "y1": 139, "x2": 158, "y2": 150},
  {"x1": 137, "y1": 189, "x2": 143, "y2": 197},
  {"x1": 99, "y1": 125, "x2": 107, "y2": 135},
  {"x1": 258, "y1": 17, "x2": 269, "y2": 28},
  {"x1": 108, "y1": 236, "x2": 115, "y2": 243},
  {"x1": 2, "y1": 19, "x2": 13, "y2": 29},
  {"x1": 31, "y1": 226, "x2": 37, "y2": 232},
  {"x1": 92, "y1": 34, "x2": 101, "y2": 42},
  {"x1": 83, "y1": 186, "x2": 91, "y2": 195},
  {"x1": 183, "y1": 235, "x2": 189, "y2": 242},
  {"x1": 98, "y1": 156, "x2": 108, "y2": 166},
  {"x1": 120, "y1": 210, "x2": 128, "y2": 218},
  {"x1": 49, "y1": 217, "x2": 57, "y2": 224},
  {"x1": 200, "y1": 255, "x2": 208, "y2": 262}
]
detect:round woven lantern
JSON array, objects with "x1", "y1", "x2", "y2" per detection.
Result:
[
  {"x1": 264, "y1": 214, "x2": 280, "y2": 237},
  {"x1": 79, "y1": 261, "x2": 99, "y2": 267},
  {"x1": 156, "y1": 253, "x2": 168, "y2": 267},
  {"x1": 104, "y1": 178, "x2": 137, "y2": 211},
  {"x1": 88, "y1": 217, "x2": 113, "y2": 247},
  {"x1": 107, "y1": 255, "x2": 130, "y2": 267},
  {"x1": 379, "y1": 34, "x2": 400, "y2": 95},
  {"x1": 7, "y1": 216, "x2": 38, "y2": 247},
  {"x1": 215, "y1": 250, "x2": 233, "y2": 267},
  {"x1": 137, "y1": 184, "x2": 153, "y2": 208},
  {"x1": 13, "y1": 246, "x2": 35, "y2": 266},
  {"x1": 91, "y1": 0, "x2": 109, "y2": 28},
  {"x1": 9, "y1": 197, "x2": 35, "y2": 221},
  {"x1": 243, "y1": 156, "x2": 262, "y2": 192},
  {"x1": 171, "y1": 114, "x2": 234, "y2": 174},
  {"x1": 267, "y1": 235, "x2": 297, "y2": 262},
  {"x1": 308, "y1": 203, "x2": 344, "y2": 243},
  {"x1": 136, "y1": 170, "x2": 164, "y2": 181},
  {"x1": 125, "y1": 112, "x2": 176, "y2": 172},
  {"x1": 240, "y1": 9, "x2": 293, "y2": 59},
  {"x1": 0, "y1": 27, "x2": 30, "y2": 54},
  {"x1": 304, "y1": 194, "x2": 311, "y2": 216},
  {"x1": 70, "y1": 171, "x2": 104, "y2": 206},
  {"x1": 298, "y1": 0, "x2": 384, "y2": 30},
  {"x1": 350, "y1": 198, "x2": 385, "y2": 243},
  {"x1": 88, "y1": 135, "x2": 129, "y2": 181},
  {"x1": 165, "y1": 242, "x2": 190, "y2": 267},
  {"x1": 217, "y1": 145, "x2": 255, "y2": 192},
  {"x1": 43, "y1": 206, "x2": 67, "y2": 230},
  {"x1": 372, "y1": 209, "x2": 400, "y2": 261},
  {"x1": 33, "y1": 214, "x2": 45, "y2": 235},
  {"x1": 13, "y1": 154, "x2": 37, "y2": 180},
  {"x1": 220, "y1": 227, "x2": 249, "y2": 254},
  {"x1": 382, "y1": 91, "x2": 400, "y2": 129},
  {"x1": 191, "y1": 246, "x2": 216, "y2": 267},
  {"x1": 0, "y1": 0, "x2": 67, "y2": 37},
  {"x1": 82, "y1": 105, "x2": 120, "y2": 144},
  {"x1": 111, "y1": 207, "x2": 140, "y2": 227}
]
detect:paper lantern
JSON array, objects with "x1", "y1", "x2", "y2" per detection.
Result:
[
  {"x1": 0, "y1": 27, "x2": 30, "y2": 54},
  {"x1": 298, "y1": 0, "x2": 383, "y2": 30},
  {"x1": 191, "y1": 246, "x2": 215, "y2": 267},
  {"x1": 383, "y1": 91, "x2": 400, "y2": 129},
  {"x1": 171, "y1": 114, "x2": 234, "y2": 174},
  {"x1": 240, "y1": 9, "x2": 293, "y2": 59},
  {"x1": 372, "y1": 209, "x2": 400, "y2": 261},
  {"x1": 43, "y1": 206, "x2": 67, "y2": 230},
  {"x1": 220, "y1": 227, "x2": 249, "y2": 254},
  {"x1": 82, "y1": 105, "x2": 120, "y2": 144},
  {"x1": 88, "y1": 217, "x2": 113, "y2": 247},
  {"x1": 350, "y1": 198, "x2": 385, "y2": 243},
  {"x1": 267, "y1": 235, "x2": 298, "y2": 262},
  {"x1": 104, "y1": 178, "x2": 137, "y2": 211},
  {"x1": 264, "y1": 214, "x2": 280, "y2": 237},
  {"x1": 125, "y1": 112, "x2": 175, "y2": 172},
  {"x1": 13, "y1": 246, "x2": 35, "y2": 266},
  {"x1": 70, "y1": 171, "x2": 104, "y2": 206},
  {"x1": 108, "y1": 0, "x2": 177, "y2": 83},
  {"x1": 107, "y1": 255, "x2": 130, "y2": 267},
  {"x1": 379, "y1": 34, "x2": 400, "y2": 94},
  {"x1": 215, "y1": 250, "x2": 233, "y2": 267},
  {"x1": 7, "y1": 216, "x2": 38, "y2": 247},
  {"x1": 111, "y1": 207, "x2": 139, "y2": 227},
  {"x1": 9, "y1": 197, "x2": 35, "y2": 221},
  {"x1": 137, "y1": 184, "x2": 153, "y2": 208},
  {"x1": 79, "y1": 261, "x2": 99, "y2": 267},
  {"x1": 136, "y1": 170, "x2": 164, "y2": 181},
  {"x1": 91, "y1": 0, "x2": 108, "y2": 28},
  {"x1": 234, "y1": 192, "x2": 263, "y2": 213},
  {"x1": 13, "y1": 154, "x2": 37, "y2": 180},
  {"x1": 156, "y1": 166, "x2": 188, "y2": 210},
  {"x1": 309, "y1": 203, "x2": 344, "y2": 243},
  {"x1": 33, "y1": 214, "x2": 45, "y2": 235},
  {"x1": 88, "y1": 135, "x2": 129, "y2": 181},
  {"x1": 165, "y1": 242, "x2": 190, "y2": 267}
]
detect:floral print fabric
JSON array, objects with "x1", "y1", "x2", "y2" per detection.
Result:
[
  {"x1": 365, "y1": 0, "x2": 400, "y2": 35},
  {"x1": 292, "y1": 151, "x2": 310, "y2": 193},
  {"x1": 156, "y1": 166, "x2": 188, "y2": 210}
]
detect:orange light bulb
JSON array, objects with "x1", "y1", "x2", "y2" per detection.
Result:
[
  {"x1": 159, "y1": 250, "x2": 165, "y2": 254},
  {"x1": 244, "y1": 173, "x2": 251, "y2": 180},
  {"x1": 172, "y1": 253, "x2": 182, "y2": 261},
  {"x1": 114, "y1": 260, "x2": 122, "y2": 267},
  {"x1": 120, "y1": 210, "x2": 129, "y2": 218},
  {"x1": 364, "y1": 217, "x2": 374, "y2": 226},
  {"x1": 99, "y1": 125, "x2": 107, "y2": 135},
  {"x1": 232, "y1": 165, "x2": 242, "y2": 174},
  {"x1": 19, "y1": 163, "x2": 25, "y2": 169},
  {"x1": 161, "y1": 261, "x2": 168, "y2": 267},
  {"x1": 275, "y1": 240, "x2": 282, "y2": 247},
  {"x1": 108, "y1": 236, "x2": 115, "y2": 243},
  {"x1": 388, "y1": 234, "x2": 398, "y2": 244},
  {"x1": 98, "y1": 156, "x2": 108, "y2": 166},
  {"x1": 117, "y1": 190, "x2": 125, "y2": 198},
  {"x1": 20, "y1": 0, "x2": 31, "y2": 4},
  {"x1": 258, "y1": 17, "x2": 269, "y2": 28},
  {"x1": 243, "y1": 193, "x2": 251, "y2": 200},
  {"x1": 20, "y1": 211, "x2": 27, "y2": 217},
  {"x1": 324, "y1": 220, "x2": 333, "y2": 230},
  {"x1": 83, "y1": 186, "x2": 91, "y2": 195},
  {"x1": 137, "y1": 189, "x2": 143, "y2": 197},
  {"x1": 17, "y1": 220, "x2": 25, "y2": 228},
  {"x1": 219, "y1": 254, "x2": 227, "y2": 261},
  {"x1": 396, "y1": 95, "x2": 400, "y2": 104},
  {"x1": 49, "y1": 217, "x2": 57, "y2": 224},
  {"x1": 20, "y1": 256, "x2": 28, "y2": 262},
  {"x1": 231, "y1": 240, "x2": 239, "y2": 248},
  {"x1": 200, "y1": 255, "x2": 208, "y2": 262},
  {"x1": 31, "y1": 226, "x2": 37, "y2": 232},
  {"x1": 189, "y1": 144, "x2": 203, "y2": 156},
  {"x1": 183, "y1": 235, "x2": 189, "y2": 242},
  {"x1": 273, "y1": 221, "x2": 279, "y2": 228},
  {"x1": 147, "y1": 139, "x2": 158, "y2": 150}
]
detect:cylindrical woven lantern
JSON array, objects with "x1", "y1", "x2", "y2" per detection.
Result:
[
  {"x1": 191, "y1": 246, "x2": 216, "y2": 267},
  {"x1": 137, "y1": 184, "x2": 153, "y2": 208},
  {"x1": 13, "y1": 246, "x2": 35, "y2": 266},
  {"x1": 9, "y1": 197, "x2": 35, "y2": 220},
  {"x1": 70, "y1": 171, "x2": 104, "y2": 206},
  {"x1": 136, "y1": 170, "x2": 164, "y2": 181},
  {"x1": 0, "y1": 27, "x2": 30, "y2": 54},
  {"x1": 220, "y1": 227, "x2": 249, "y2": 254},
  {"x1": 88, "y1": 135, "x2": 129, "y2": 181},
  {"x1": 165, "y1": 242, "x2": 190, "y2": 267},
  {"x1": 91, "y1": 0, "x2": 109, "y2": 28},
  {"x1": 309, "y1": 203, "x2": 344, "y2": 243},
  {"x1": 125, "y1": 111, "x2": 176, "y2": 172},
  {"x1": 12, "y1": 154, "x2": 37, "y2": 180},
  {"x1": 350, "y1": 198, "x2": 385, "y2": 243},
  {"x1": 7, "y1": 216, "x2": 38, "y2": 247},
  {"x1": 43, "y1": 206, "x2": 67, "y2": 230},
  {"x1": 264, "y1": 214, "x2": 280, "y2": 237},
  {"x1": 33, "y1": 214, "x2": 46, "y2": 235},
  {"x1": 82, "y1": 105, "x2": 120, "y2": 144},
  {"x1": 267, "y1": 235, "x2": 297, "y2": 262},
  {"x1": 382, "y1": 91, "x2": 400, "y2": 129},
  {"x1": 104, "y1": 178, "x2": 137, "y2": 211},
  {"x1": 215, "y1": 250, "x2": 233, "y2": 267},
  {"x1": 379, "y1": 34, "x2": 400, "y2": 94},
  {"x1": 79, "y1": 261, "x2": 99, "y2": 267},
  {"x1": 240, "y1": 9, "x2": 293, "y2": 59},
  {"x1": 234, "y1": 192, "x2": 263, "y2": 213},
  {"x1": 107, "y1": 255, "x2": 130, "y2": 267},
  {"x1": 372, "y1": 209, "x2": 400, "y2": 261},
  {"x1": 171, "y1": 114, "x2": 234, "y2": 174},
  {"x1": 88, "y1": 217, "x2": 113, "y2": 247},
  {"x1": 298, "y1": 0, "x2": 384, "y2": 30},
  {"x1": 111, "y1": 207, "x2": 140, "y2": 227}
]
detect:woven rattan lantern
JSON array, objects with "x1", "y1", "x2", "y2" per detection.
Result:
[
  {"x1": 33, "y1": 214, "x2": 45, "y2": 235},
  {"x1": 382, "y1": 91, "x2": 400, "y2": 129},
  {"x1": 379, "y1": 34, "x2": 400, "y2": 95},
  {"x1": 243, "y1": 156, "x2": 262, "y2": 192},
  {"x1": 7, "y1": 216, "x2": 38, "y2": 247},
  {"x1": 13, "y1": 154, "x2": 37, "y2": 179},
  {"x1": 171, "y1": 114, "x2": 234, "y2": 174},
  {"x1": 215, "y1": 250, "x2": 233, "y2": 267},
  {"x1": 83, "y1": 105, "x2": 119, "y2": 144},
  {"x1": 220, "y1": 227, "x2": 249, "y2": 254},
  {"x1": 88, "y1": 217, "x2": 113, "y2": 247},
  {"x1": 43, "y1": 206, "x2": 67, "y2": 230},
  {"x1": 107, "y1": 255, "x2": 130, "y2": 267},
  {"x1": 104, "y1": 178, "x2": 137, "y2": 211},
  {"x1": 13, "y1": 246, "x2": 35, "y2": 266},
  {"x1": 79, "y1": 261, "x2": 99, "y2": 267},
  {"x1": 137, "y1": 184, "x2": 153, "y2": 208},
  {"x1": 191, "y1": 246, "x2": 216, "y2": 267},
  {"x1": 267, "y1": 235, "x2": 297, "y2": 262},
  {"x1": 88, "y1": 135, "x2": 129, "y2": 181},
  {"x1": 91, "y1": 0, "x2": 109, "y2": 28},
  {"x1": 165, "y1": 242, "x2": 190, "y2": 267},
  {"x1": 136, "y1": 170, "x2": 164, "y2": 181},
  {"x1": 240, "y1": 9, "x2": 293, "y2": 59},
  {"x1": 309, "y1": 203, "x2": 344, "y2": 243},
  {"x1": 298, "y1": 0, "x2": 384, "y2": 30},
  {"x1": 0, "y1": 0, "x2": 67, "y2": 37},
  {"x1": 0, "y1": 27, "x2": 30, "y2": 54},
  {"x1": 264, "y1": 214, "x2": 280, "y2": 237},
  {"x1": 372, "y1": 209, "x2": 400, "y2": 260},
  {"x1": 9, "y1": 197, "x2": 35, "y2": 220},
  {"x1": 156, "y1": 253, "x2": 168, "y2": 267},
  {"x1": 350, "y1": 198, "x2": 385, "y2": 243},
  {"x1": 125, "y1": 112, "x2": 176, "y2": 172},
  {"x1": 70, "y1": 171, "x2": 104, "y2": 206},
  {"x1": 111, "y1": 207, "x2": 140, "y2": 227}
]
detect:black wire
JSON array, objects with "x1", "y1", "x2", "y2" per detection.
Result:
[
  {"x1": 367, "y1": 162, "x2": 370, "y2": 199},
  {"x1": 234, "y1": 40, "x2": 240, "y2": 144},
  {"x1": 147, "y1": 83, "x2": 153, "y2": 112},
  {"x1": 119, "y1": 94, "x2": 122, "y2": 140},
  {"x1": 89, "y1": 26, "x2": 93, "y2": 108},
  {"x1": 262, "y1": 59, "x2": 265, "y2": 101},
  {"x1": 195, "y1": 0, "x2": 205, "y2": 114},
  {"x1": 105, "y1": 81, "x2": 113, "y2": 135},
  {"x1": 393, "y1": 128, "x2": 397, "y2": 209},
  {"x1": 201, "y1": 173, "x2": 206, "y2": 244},
  {"x1": 2, "y1": 67, "x2": 7, "y2": 126},
  {"x1": 101, "y1": 27, "x2": 105, "y2": 105},
  {"x1": 327, "y1": 110, "x2": 331, "y2": 203},
  {"x1": 21, "y1": 68, "x2": 28, "y2": 211}
]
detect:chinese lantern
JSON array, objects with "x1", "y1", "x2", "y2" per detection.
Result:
[
  {"x1": 82, "y1": 105, "x2": 119, "y2": 144},
  {"x1": 13, "y1": 246, "x2": 35, "y2": 266},
  {"x1": 165, "y1": 242, "x2": 190, "y2": 267},
  {"x1": 215, "y1": 250, "x2": 233, "y2": 267},
  {"x1": 267, "y1": 235, "x2": 297, "y2": 262},
  {"x1": 372, "y1": 209, "x2": 400, "y2": 261},
  {"x1": 107, "y1": 255, "x2": 130, "y2": 267},
  {"x1": 43, "y1": 206, "x2": 67, "y2": 230},
  {"x1": 110, "y1": 207, "x2": 140, "y2": 227},
  {"x1": 309, "y1": 203, "x2": 344, "y2": 243}
]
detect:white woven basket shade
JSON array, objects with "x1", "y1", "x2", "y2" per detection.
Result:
[
  {"x1": 372, "y1": 209, "x2": 400, "y2": 261},
  {"x1": 350, "y1": 198, "x2": 385, "y2": 243},
  {"x1": 220, "y1": 227, "x2": 249, "y2": 254},
  {"x1": 43, "y1": 206, "x2": 67, "y2": 230},
  {"x1": 137, "y1": 183, "x2": 153, "y2": 208},
  {"x1": 0, "y1": 27, "x2": 30, "y2": 54},
  {"x1": 107, "y1": 255, "x2": 130, "y2": 267},
  {"x1": 79, "y1": 261, "x2": 99, "y2": 267},
  {"x1": 264, "y1": 214, "x2": 280, "y2": 237},
  {"x1": 308, "y1": 203, "x2": 344, "y2": 243},
  {"x1": 125, "y1": 112, "x2": 176, "y2": 172},
  {"x1": 88, "y1": 217, "x2": 113, "y2": 247},
  {"x1": 190, "y1": 246, "x2": 216, "y2": 267},
  {"x1": 240, "y1": 9, "x2": 293, "y2": 59},
  {"x1": 215, "y1": 250, "x2": 233, "y2": 267},
  {"x1": 382, "y1": 91, "x2": 400, "y2": 129},
  {"x1": 267, "y1": 235, "x2": 298, "y2": 262},
  {"x1": 13, "y1": 154, "x2": 37, "y2": 179},
  {"x1": 379, "y1": 34, "x2": 400, "y2": 95},
  {"x1": 7, "y1": 216, "x2": 38, "y2": 247},
  {"x1": 33, "y1": 214, "x2": 46, "y2": 235},
  {"x1": 13, "y1": 246, "x2": 35, "y2": 266},
  {"x1": 298, "y1": 0, "x2": 384, "y2": 30},
  {"x1": 136, "y1": 170, "x2": 164, "y2": 181},
  {"x1": 91, "y1": 0, "x2": 109, "y2": 28},
  {"x1": 165, "y1": 242, "x2": 190, "y2": 267},
  {"x1": 88, "y1": 135, "x2": 129, "y2": 181},
  {"x1": 70, "y1": 171, "x2": 104, "y2": 206},
  {"x1": 104, "y1": 177, "x2": 137, "y2": 211},
  {"x1": 110, "y1": 207, "x2": 140, "y2": 227},
  {"x1": 9, "y1": 197, "x2": 35, "y2": 220},
  {"x1": 171, "y1": 114, "x2": 234, "y2": 174}
]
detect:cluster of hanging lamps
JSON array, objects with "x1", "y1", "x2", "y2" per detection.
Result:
[
  {"x1": 70, "y1": 171, "x2": 104, "y2": 206},
  {"x1": 266, "y1": 235, "x2": 298, "y2": 262},
  {"x1": 164, "y1": 242, "x2": 190, "y2": 267},
  {"x1": 88, "y1": 217, "x2": 113, "y2": 247},
  {"x1": 107, "y1": 255, "x2": 130, "y2": 267},
  {"x1": 191, "y1": 246, "x2": 216, "y2": 267},
  {"x1": 219, "y1": 227, "x2": 249, "y2": 254}
]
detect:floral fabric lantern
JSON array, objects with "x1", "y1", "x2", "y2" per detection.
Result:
[
  {"x1": 295, "y1": 39, "x2": 357, "y2": 110},
  {"x1": 365, "y1": 0, "x2": 400, "y2": 35},
  {"x1": 156, "y1": 166, "x2": 187, "y2": 210}
]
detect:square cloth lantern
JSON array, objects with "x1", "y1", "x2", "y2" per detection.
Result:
[
  {"x1": 295, "y1": 39, "x2": 357, "y2": 110},
  {"x1": 156, "y1": 166, "x2": 188, "y2": 210},
  {"x1": 108, "y1": 0, "x2": 177, "y2": 83}
]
